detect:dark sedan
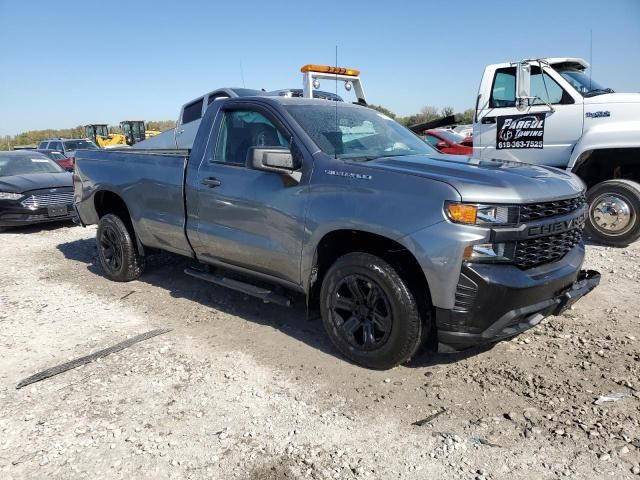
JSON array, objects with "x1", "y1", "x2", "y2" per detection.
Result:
[{"x1": 0, "y1": 151, "x2": 74, "y2": 230}]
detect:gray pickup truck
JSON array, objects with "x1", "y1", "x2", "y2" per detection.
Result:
[{"x1": 74, "y1": 96, "x2": 600, "y2": 369}]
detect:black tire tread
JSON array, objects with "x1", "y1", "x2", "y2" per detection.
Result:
[
  {"x1": 96, "y1": 214, "x2": 144, "y2": 282},
  {"x1": 320, "y1": 252, "x2": 423, "y2": 370}
]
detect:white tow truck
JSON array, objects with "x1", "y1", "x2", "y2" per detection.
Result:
[
  {"x1": 473, "y1": 57, "x2": 640, "y2": 246},
  {"x1": 135, "y1": 65, "x2": 366, "y2": 150}
]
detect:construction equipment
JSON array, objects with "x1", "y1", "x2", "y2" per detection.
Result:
[
  {"x1": 85, "y1": 124, "x2": 128, "y2": 148},
  {"x1": 120, "y1": 121, "x2": 160, "y2": 145}
]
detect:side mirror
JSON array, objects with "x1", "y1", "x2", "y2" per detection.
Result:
[
  {"x1": 515, "y1": 62, "x2": 531, "y2": 110},
  {"x1": 248, "y1": 146, "x2": 298, "y2": 173},
  {"x1": 435, "y1": 141, "x2": 448, "y2": 150}
]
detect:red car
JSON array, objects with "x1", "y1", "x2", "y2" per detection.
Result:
[
  {"x1": 423, "y1": 129, "x2": 473, "y2": 155},
  {"x1": 36, "y1": 149, "x2": 75, "y2": 171}
]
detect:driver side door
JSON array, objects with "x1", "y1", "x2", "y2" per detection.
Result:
[
  {"x1": 191, "y1": 104, "x2": 308, "y2": 286},
  {"x1": 475, "y1": 66, "x2": 583, "y2": 166}
]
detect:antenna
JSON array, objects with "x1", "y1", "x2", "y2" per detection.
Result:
[
  {"x1": 589, "y1": 28, "x2": 593, "y2": 90},
  {"x1": 335, "y1": 45, "x2": 338, "y2": 160},
  {"x1": 240, "y1": 61, "x2": 246, "y2": 88}
]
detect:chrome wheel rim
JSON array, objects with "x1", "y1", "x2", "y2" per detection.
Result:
[{"x1": 590, "y1": 194, "x2": 634, "y2": 236}]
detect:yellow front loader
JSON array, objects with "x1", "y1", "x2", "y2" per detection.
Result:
[{"x1": 84, "y1": 124, "x2": 128, "y2": 148}]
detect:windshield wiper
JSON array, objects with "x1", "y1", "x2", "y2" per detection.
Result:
[{"x1": 584, "y1": 88, "x2": 614, "y2": 97}]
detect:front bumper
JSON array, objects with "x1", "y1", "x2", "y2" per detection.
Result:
[
  {"x1": 436, "y1": 244, "x2": 600, "y2": 351},
  {"x1": 0, "y1": 204, "x2": 75, "y2": 228}
]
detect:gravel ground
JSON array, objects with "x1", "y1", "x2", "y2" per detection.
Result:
[{"x1": 0, "y1": 222, "x2": 639, "y2": 479}]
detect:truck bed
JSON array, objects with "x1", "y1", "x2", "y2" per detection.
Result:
[{"x1": 74, "y1": 148, "x2": 193, "y2": 256}]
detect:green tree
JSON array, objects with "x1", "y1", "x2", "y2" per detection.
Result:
[
  {"x1": 398, "y1": 105, "x2": 440, "y2": 127},
  {"x1": 441, "y1": 106, "x2": 455, "y2": 117},
  {"x1": 458, "y1": 108, "x2": 475, "y2": 124}
]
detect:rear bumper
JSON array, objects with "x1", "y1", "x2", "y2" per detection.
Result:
[
  {"x1": 0, "y1": 205, "x2": 75, "y2": 228},
  {"x1": 436, "y1": 244, "x2": 600, "y2": 351}
]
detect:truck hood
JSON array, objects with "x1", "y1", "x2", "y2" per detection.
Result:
[
  {"x1": 584, "y1": 92, "x2": 640, "y2": 105},
  {"x1": 361, "y1": 154, "x2": 584, "y2": 204},
  {"x1": 0, "y1": 172, "x2": 73, "y2": 194}
]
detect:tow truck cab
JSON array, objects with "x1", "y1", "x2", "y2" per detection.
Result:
[{"x1": 473, "y1": 57, "x2": 640, "y2": 246}]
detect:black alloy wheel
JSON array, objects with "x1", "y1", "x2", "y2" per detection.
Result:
[
  {"x1": 100, "y1": 224, "x2": 124, "y2": 272},
  {"x1": 96, "y1": 213, "x2": 144, "y2": 282},
  {"x1": 330, "y1": 274, "x2": 392, "y2": 351}
]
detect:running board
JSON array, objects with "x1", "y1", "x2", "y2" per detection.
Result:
[{"x1": 184, "y1": 268, "x2": 291, "y2": 307}]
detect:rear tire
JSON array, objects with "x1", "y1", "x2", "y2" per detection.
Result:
[
  {"x1": 319, "y1": 252, "x2": 423, "y2": 369},
  {"x1": 585, "y1": 179, "x2": 640, "y2": 247},
  {"x1": 96, "y1": 214, "x2": 144, "y2": 282}
]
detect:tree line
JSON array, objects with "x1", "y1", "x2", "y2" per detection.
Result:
[
  {"x1": 0, "y1": 120, "x2": 177, "y2": 151},
  {"x1": 367, "y1": 105, "x2": 475, "y2": 127},
  {"x1": 1, "y1": 106, "x2": 475, "y2": 151}
]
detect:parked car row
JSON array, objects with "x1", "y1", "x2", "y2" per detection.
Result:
[
  {"x1": 0, "y1": 150, "x2": 74, "y2": 230},
  {"x1": 423, "y1": 128, "x2": 473, "y2": 155},
  {"x1": 34, "y1": 138, "x2": 99, "y2": 172},
  {"x1": 36, "y1": 149, "x2": 74, "y2": 171}
]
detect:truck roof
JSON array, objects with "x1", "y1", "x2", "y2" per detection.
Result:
[
  {"x1": 541, "y1": 57, "x2": 589, "y2": 69},
  {"x1": 490, "y1": 57, "x2": 589, "y2": 71},
  {"x1": 248, "y1": 96, "x2": 365, "y2": 109}
]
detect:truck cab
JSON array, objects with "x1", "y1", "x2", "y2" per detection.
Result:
[{"x1": 473, "y1": 57, "x2": 640, "y2": 246}]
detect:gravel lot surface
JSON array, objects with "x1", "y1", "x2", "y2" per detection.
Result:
[{"x1": 1, "y1": 222, "x2": 639, "y2": 479}]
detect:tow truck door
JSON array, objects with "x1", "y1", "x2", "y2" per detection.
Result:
[
  {"x1": 474, "y1": 65, "x2": 583, "y2": 167},
  {"x1": 189, "y1": 102, "x2": 307, "y2": 286}
]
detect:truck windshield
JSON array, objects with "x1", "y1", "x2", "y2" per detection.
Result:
[
  {"x1": 557, "y1": 69, "x2": 614, "y2": 97},
  {"x1": 286, "y1": 104, "x2": 435, "y2": 160}
]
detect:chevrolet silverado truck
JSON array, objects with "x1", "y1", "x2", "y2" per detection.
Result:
[
  {"x1": 474, "y1": 57, "x2": 640, "y2": 246},
  {"x1": 74, "y1": 95, "x2": 599, "y2": 369}
]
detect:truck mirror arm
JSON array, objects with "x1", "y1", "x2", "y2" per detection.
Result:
[{"x1": 517, "y1": 96, "x2": 556, "y2": 114}]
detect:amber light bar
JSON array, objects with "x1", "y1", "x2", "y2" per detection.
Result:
[{"x1": 300, "y1": 64, "x2": 360, "y2": 76}]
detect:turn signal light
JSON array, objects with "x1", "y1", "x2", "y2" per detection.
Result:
[
  {"x1": 300, "y1": 64, "x2": 360, "y2": 76},
  {"x1": 446, "y1": 203, "x2": 478, "y2": 224}
]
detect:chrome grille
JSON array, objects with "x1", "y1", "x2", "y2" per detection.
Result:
[
  {"x1": 21, "y1": 191, "x2": 74, "y2": 209},
  {"x1": 519, "y1": 195, "x2": 586, "y2": 222},
  {"x1": 514, "y1": 228, "x2": 583, "y2": 269}
]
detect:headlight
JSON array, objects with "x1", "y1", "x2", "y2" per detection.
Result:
[
  {"x1": 445, "y1": 202, "x2": 518, "y2": 226},
  {"x1": 0, "y1": 192, "x2": 23, "y2": 200}
]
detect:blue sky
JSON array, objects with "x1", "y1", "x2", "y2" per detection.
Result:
[{"x1": 1, "y1": 0, "x2": 639, "y2": 135}]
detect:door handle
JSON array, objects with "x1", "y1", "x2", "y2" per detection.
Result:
[
  {"x1": 481, "y1": 117, "x2": 496, "y2": 124},
  {"x1": 202, "y1": 177, "x2": 221, "y2": 188}
]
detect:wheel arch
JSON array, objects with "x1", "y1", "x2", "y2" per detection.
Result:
[
  {"x1": 308, "y1": 229, "x2": 433, "y2": 325},
  {"x1": 571, "y1": 147, "x2": 640, "y2": 189},
  {"x1": 93, "y1": 189, "x2": 144, "y2": 255}
]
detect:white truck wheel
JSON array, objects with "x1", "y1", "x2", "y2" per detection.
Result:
[{"x1": 585, "y1": 179, "x2": 640, "y2": 247}]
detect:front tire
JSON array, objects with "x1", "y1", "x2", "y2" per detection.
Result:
[
  {"x1": 585, "y1": 179, "x2": 640, "y2": 247},
  {"x1": 96, "y1": 214, "x2": 144, "y2": 281},
  {"x1": 319, "y1": 252, "x2": 423, "y2": 369}
]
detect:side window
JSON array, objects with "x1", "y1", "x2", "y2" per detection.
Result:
[
  {"x1": 50, "y1": 141, "x2": 62, "y2": 151},
  {"x1": 182, "y1": 99, "x2": 204, "y2": 124},
  {"x1": 530, "y1": 70, "x2": 565, "y2": 105},
  {"x1": 490, "y1": 68, "x2": 516, "y2": 108},
  {"x1": 213, "y1": 110, "x2": 290, "y2": 165},
  {"x1": 39, "y1": 141, "x2": 48, "y2": 149}
]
